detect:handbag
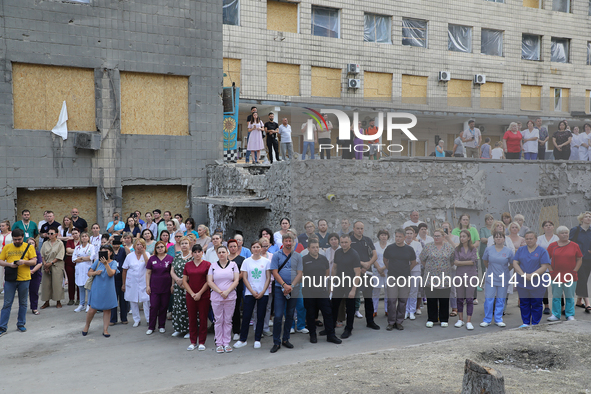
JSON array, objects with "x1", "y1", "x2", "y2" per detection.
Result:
[
  {"x1": 84, "y1": 261, "x2": 102, "y2": 290},
  {"x1": 5, "y1": 244, "x2": 30, "y2": 282}
]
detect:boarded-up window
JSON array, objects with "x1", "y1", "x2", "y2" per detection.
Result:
[
  {"x1": 364, "y1": 72, "x2": 392, "y2": 99},
  {"x1": 480, "y1": 82, "x2": 503, "y2": 109},
  {"x1": 447, "y1": 79, "x2": 472, "y2": 107},
  {"x1": 267, "y1": 1, "x2": 298, "y2": 33},
  {"x1": 406, "y1": 140, "x2": 427, "y2": 157},
  {"x1": 311, "y1": 67, "x2": 341, "y2": 97},
  {"x1": 523, "y1": 0, "x2": 540, "y2": 7},
  {"x1": 122, "y1": 185, "x2": 189, "y2": 222},
  {"x1": 17, "y1": 188, "x2": 97, "y2": 228},
  {"x1": 12, "y1": 63, "x2": 95, "y2": 131},
  {"x1": 223, "y1": 58, "x2": 241, "y2": 87},
  {"x1": 401, "y1": 75, "x2": 428, "y2": 105},
  {"x1": 120, "y1": 72, "x2": 189, "y2": 136},
  {"x1": 267, "y1": 63, "x2": 300, "y2": 96},
  {"x1": 521, "y1": 84, "x2": 541, "y2": 111}
]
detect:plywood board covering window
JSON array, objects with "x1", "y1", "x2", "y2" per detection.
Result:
[
  {"x1": 12, "y1": 63, "x2": 96, "y2": 131},
  {"x1": 311, "y1": 67, "x2": 341, "y2": 97},
  {"x1": 120, "y1": 72, "x2": 189, "y2": 135},
  {"x1": 401, "y1": 75, "x2": 427, "y2": 104},
  {"x1": 364, "y1": 72, "x2": 392, "y2": 99},
  {"x1": 267, "y1": 63, "x2": 300, "y2": 96},
  {"x1": 520, "y1": 84, "x2": 541, "y2": 111},
  {"x1": 223, "y1": 58, "x2": 241, "y2": 87},
  {"x1": 267, "y1": 1, "x2": 298, "y2": 33},
  {"x1": 122, "y1": 185, "x2": 189, "y2": 222},
  {"x1": 17, "y1": 188, "x2": 97, "y2": 227},
  {"x1": 523, "y1": 0, "x2": 540, "y2": 8},
  {"x1": 480, "y1": 82, "x2": 503, "y2": 109},
  {"x1": 447, "y1": 79, "x2": 472, "y2": 107}
]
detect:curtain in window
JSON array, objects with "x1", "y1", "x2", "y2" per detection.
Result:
[
  {"x1": 364, "y1": 14, "x2": 391, "y2": 43},
  {"x1": 223, "y1": 0, "x2": 239, "y2": 26},
  {"x1": 402, "y1": 19, "x2": 427, "y2": 47},
  {"x1": 521, "y1": 34, "x2": 540, "y2": 60},
  {"x1": 587, "y1": 42, "x2": 591, "y2": 65},
  {"x1": 448, "y1": 25, "x2": 472, "y2": 53},
  {"x1": 551, "y1": 38, "x2": 568, "y2": 63},
  {"x1": 481, "y1": 29, "x2": 502, "y2": 56},
  {"x1": 552, "y1": 0, "x2": 569, "y2": 12},
  {"x1": 312, "y1": 7, "x2": 339, "y2": 38}
]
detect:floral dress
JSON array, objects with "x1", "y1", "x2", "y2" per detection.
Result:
[
  {"x1": 172, "y1": 254, "x2": 192, "y2": 333},
  {"x1": 419, "y1": 243, "x2": 455, "y2": 289}
]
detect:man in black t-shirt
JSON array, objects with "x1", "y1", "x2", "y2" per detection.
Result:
[
  {"x1": 331, "y1": 234, "x2": 361, "y2": 338},
  {"x1": 39, "y1": 211, "x2": 60, "y2": 241},
  {"x1": 302, "y1": 240, "x2": 342, "y2": 345},
  {"x1": 383, "y1": 229, "x2": 417, "y2": 331},
  {"x1": 264, "y1": 113, "x2": 281, "y2": 163},
  {"x1": 349, "y1": 221, "x2": 380, "y2": 330},
  {"x1": 70, "y1": 208, "x2": 88, "y2": 232}
]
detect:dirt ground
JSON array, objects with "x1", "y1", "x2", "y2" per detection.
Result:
[{"x1": 149, "y1": 321, "x2": 591, "y2": 394}]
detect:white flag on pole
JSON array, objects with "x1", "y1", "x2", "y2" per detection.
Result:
[{"x1": 51, "y1": 101, "x2": 68, "y2": 140}]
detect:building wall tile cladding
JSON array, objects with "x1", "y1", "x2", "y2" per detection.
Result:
[{"x1": 1, "y1": 0, "x2": 223, "y2": 227}]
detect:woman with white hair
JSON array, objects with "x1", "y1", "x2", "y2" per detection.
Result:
[
  {"x1": 503, "y1": 122, "x2": 523, "y2": 160},
  {"x1": 513, "y1": 215, "x2": 529, "y2": 237},
  {"x1": 507, "y1": 222, "x2": 526, "y2": 253},
  {"x1": 547, "y1": 226, "x2": 583, "y2": 321},
  {"x1": 571, "y1": 212, "x2": 591, "y2": 313}
]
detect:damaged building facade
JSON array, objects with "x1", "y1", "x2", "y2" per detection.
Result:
[{"x1": 0, "y1": 0, "x2": 223, "y2": 226}]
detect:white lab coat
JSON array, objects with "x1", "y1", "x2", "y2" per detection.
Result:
[
  {"x1": 123, "y1": 252, "x2": 149, "y2": 303},
  {"x1": 72, "y1": 243, "x2": 96, "y2": 287}
]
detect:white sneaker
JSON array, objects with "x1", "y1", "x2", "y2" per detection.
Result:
[
  {"x1": 404, "y1": 312, "x2": 409, "y2": 320},
  {"x1": 415, "y1": 309, "x2": 422, "y2": 315},
  {"x1": 184, "y1": 333, "x2": 190, "y2": 339},
  {"x1": 296, "y1": 328, "x2": 309, "y2": 334},
  {"x1": 254, "y1": 341, "x2": 261, "y2": 349},
  {"x1": 409, "y1": 313, "x2": 416, "y2": 320},
  {"x1": 146, "y1": 329, "x2": 154, "y2": 335},
  {"x1": 74, "y1": 305, "x2": 85, "y2": 313},
  {"x1": 454, "y1": 320, "x2": 464, "y2": 328},
  {"x1": 263, "y1": 330, "x2": 272, "y2": 337},
  {"x1": 466, "y1": 322, "x2": 474, "y2": 330},
  {"x1": 426, "y1": 321, "x2": 434, "y2": 328},
  {"x1": 290, "y1": 328, "x2": 295, "y2": 334},
  {"x1": 187, "y1": 344, "x2": 196, "y2": 351},
  {"x1": 480, "y1": 322, "x2": 490, "y2": 327},
  {"x1": 132, "y1": 321, "x2": 140, "y2": 328},
  {"x1": 268, "y1": 320, "x2": 273, "y2": 327},
  {"x1": 159, "y1": 328, "x2": 166, "y2": 333},
  {"x1": 355, "y1": 311, "x2": 363, "y2": 319},
  {"x1": 473, "y1": 299, "x2": 479, "y2": 305},
  {"x1": 496, "y1": 322, "x2": 506, "y2": 327},
  {"x1": 171, "y1": 331, "x2": 181, "y2": 337},
  {"x1": 198, "y1": 344, "x2": 206, "y2": 351},
  {"x1": 441, "y1": 322, "x2": 448, "y2": 327},
  {"x1": 547, "y1": 315, "x2": 559, "y2": 321},
  {"x1": 85, "y1": 305, "x2": 90, "y2": 313},
  {"x1": 233, "y1": 333, "x2": 240, "y2": 341},
  {"x1": 234, "y1": 341, "x2": 247, "y2": 348},
  {"x1": 567, "y1": 316, "x2": 575, "y2": 321}
]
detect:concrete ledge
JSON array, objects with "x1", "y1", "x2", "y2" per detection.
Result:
[{"x1": 195, "y1": 196, "x2": 270, "y2": 209}]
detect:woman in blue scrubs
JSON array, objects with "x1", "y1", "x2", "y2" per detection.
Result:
[
  {"x1": 513, "y1": 231, "x2": 551, "y2": 327},
  {"x1": 481, "y1": 231, "x2": 514, "y2": 327}
]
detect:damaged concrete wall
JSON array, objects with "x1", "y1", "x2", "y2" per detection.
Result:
[{"x1": 206, "y1": 159, "x2": 591, "y2": 243}]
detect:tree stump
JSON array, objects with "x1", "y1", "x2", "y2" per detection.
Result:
[{"x1": 461, "y1": 359, "x2": 505, "y2": 394}]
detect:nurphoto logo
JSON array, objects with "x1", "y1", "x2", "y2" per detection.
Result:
[{"x1": 303, "y1": 108, "x2": 418, "y2": 154}]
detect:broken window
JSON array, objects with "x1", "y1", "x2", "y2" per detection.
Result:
[
  {"x1": 552, "y1": 0, "x2": 570, "y2": 12},
  {"x1": 402, "y1": 18, "x2": 427, "y2": 48},
  {"x1": 522, "y1": 34, "x2": 541, "y2": 61},
  {"x1": 364, "y1": 13, "x2": 391, "y2": 43},
  {"x1": 551, "y1": 37, "x2": 569, "y2": 63},
  {"x1": 311, "y1": 6, "x2": 340, "y2": 38},
  {"x1": 481, "y1": 29, "x2": 503, "y2": 56},
  {"x1": 448, "y1": 24, "x2": 472, "y2": 53},
  {"x1": 223, "y1": 0, "x2": 239, "y2": 26}
]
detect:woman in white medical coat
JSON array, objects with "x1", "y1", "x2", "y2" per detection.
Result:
[{"x1": 122, "y1": 238, "x2": 151, "y2": 327}]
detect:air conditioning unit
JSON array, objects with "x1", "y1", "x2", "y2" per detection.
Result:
[
  {"x1": 347, "y1": 64, "x2": 360, "y2": 74},
  {"x1": 74, "y1": 132, "x2": 102, "y2": 150},
  {"x1": 476, "y1": 124, "x2": 485, "y2": 133},
  {"x1": 474, "y1": 74, "x2": 486, "y2": 84},
  {"x1": 348, "y1": 79, "x2": 360, "y2": 89},
  {"x1": 438, "y1": 71, "x2": 451, "y2": 82}
]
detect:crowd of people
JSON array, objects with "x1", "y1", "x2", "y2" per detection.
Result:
[{"x1": 1, "y1": 208, "x2": 590, "y2": 354}]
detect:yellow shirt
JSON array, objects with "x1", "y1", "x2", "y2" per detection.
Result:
[{"x1": 0, "y1": 243, "x2": 37, "y2": 281}]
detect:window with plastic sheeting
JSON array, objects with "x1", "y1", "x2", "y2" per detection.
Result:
[
  {"x1": 402, "y1": 18, "x2": 427, "y2": 48},
  {"x1": 522, "y1": 34, "x2": 541, "y2": 61},
  {"x1": 481, "y1": 29, "x2": 503, "y2": 56},
  {"x1": 484, "y1": 0, "x2": 504, "y2": 2},
  {"x1": 311, "y1": 6, "x2": 340, "y2": 38},
  {"x1": 223, "y1": 0, "x2": 239, "y2": 26},
  {"x1": 587, "y1": 42, "x2": 591, "y2": 65},
  {"x1": 551, "y1": 37, "x2": 569, "y2": 63},
  {"x1": 589, "y1": 0, "x2": 591, "y2": 15},
  {"x1": 552, "y1": 0, "x2": 570, "y2": 12},
  {"x1": 364, "y1": 14, "x2": 391, "y2": 44},
  {"x1": 448, "y1": 24, "x2": 472, "y2": 53}
]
